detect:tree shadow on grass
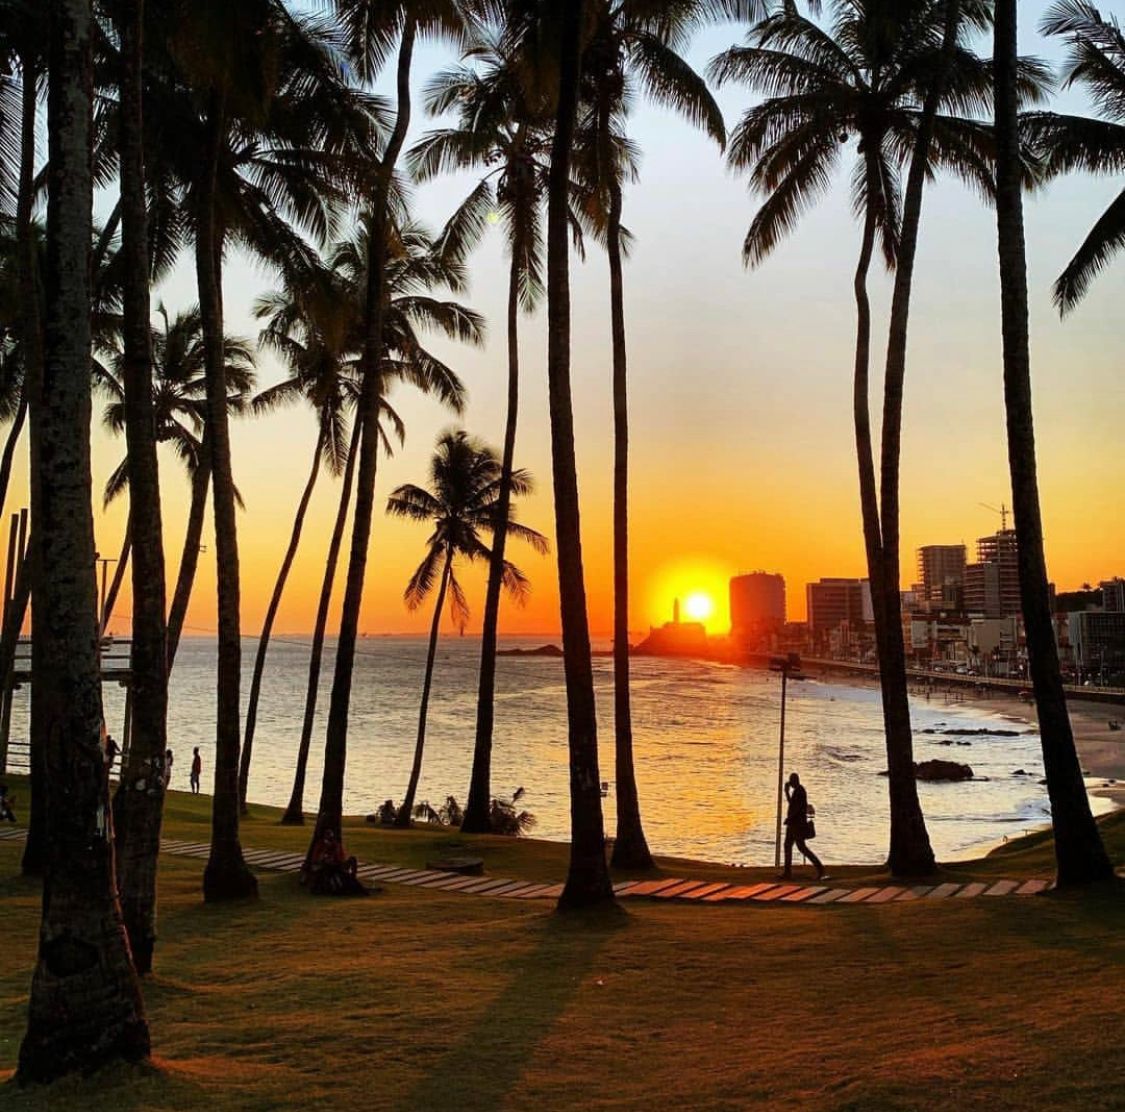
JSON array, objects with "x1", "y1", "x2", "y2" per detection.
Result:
[{"x1": 399, "y1": 903, "x2": 629, "y2": 1112}]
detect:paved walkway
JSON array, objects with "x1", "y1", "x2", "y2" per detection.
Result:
[{"x1": 0, "y1": 826, "x2": 1053, "y2": 905}]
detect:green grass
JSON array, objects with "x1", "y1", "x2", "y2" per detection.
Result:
[{"x1": 0, "y1": 784, "x2": 1123, "y2": 1109}]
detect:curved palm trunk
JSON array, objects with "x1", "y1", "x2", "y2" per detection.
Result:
[
  {"x1": 239, "y1": 430, "x2": 323, "y2": 810},
  {"x1": 396, "y1": 548, "x2": 452, "y2": 827},
  {"x1": 166, "y1": 452, "x2": 210, "y2": 671},
  {"x1": 17, "y1": 50, "x2": 47, "y2": 880},
  {"x1": 309, "y1": 23, "x2": 415, "y2": 858},
  {"x1": 282, "y1": 419, "x2": 361, "y2": 825},
  {"x1": 196, "y1": 97, "x2": 255, "y2": 902},
  {"x1": 463, "y1": 248, "x2": 522, "y2": 834},
  {"x1": 0, "y1": 396, "x2": 28, "y2": 520},
  {"x1": 18, "y1": 0, "x2": 149, "y2": 1079},
  {"x1": 605, "y1": 123, "x2": 653, "y2": 872},
  {"x1": 550, "y1": 0, "x2": 614, "y2": 911},
  {"x1": 99, "y1": 526, "x2": 132, "y2": 636},
  {"x1": 994, "y1": 0, "x2": 1112, "y2": 886},
  {"x1": 111, "y1": 0, "x2": 170, "y2": 976}
]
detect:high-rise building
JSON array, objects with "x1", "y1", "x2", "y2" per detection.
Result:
[
  {"x1": 964, "y1": 561, "x2": 1001, "y2": 618},
  {"x1": 730, "y1": 572, "x2": 786, "y2": 646},
  {"x1": 976, "y1": 529, "x2": 1021, "y2": 617},
  {"x1": 917, "y1": 544, "x2": 966, "y2": 609},
  {"x1": 1069, "y1": 610, "x2": 1125, "y2": 678},
  {"x1": 1101, "y1": 578, "x2": 1125, "y2": 613},
  {"x1": 806, "y1": 578, "x2": 872, "y2": 637}
]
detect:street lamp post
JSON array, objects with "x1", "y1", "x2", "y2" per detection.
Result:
[{"x1": 770, "y1": 652, "x2": 801, "y2": 869}]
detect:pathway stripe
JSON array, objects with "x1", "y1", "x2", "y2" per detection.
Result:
[
  {"x1": 622, "y1": 878, "x2": 684, "y2": 897},
  {"x1": 894, "y1": 886, "x2": 933, "y2": 902},
  {"x1": 808, "y1": 888, "x2": 849, "y2": 904},
  {"x1": 838, "y1": 887, "x2": 882, "y2": 904},
  {"x1": 925, "y1": 883, "x2": 962, "y2": 900},
  {"x1": 954, "y1": 882, "x2": 988, "y2": 899},
  {"x1": 782, "y1": 886, "x2": 825, "y2": 903},
  {"x1": 866, "y1": 887, "x2": 906, "y2": 904},
  {"x1": 680, "y1": 883, "x2": 730, "y2": 901},
  {"x1": 1016, "y1": 879, "x2": 1050, "y2": 896},
  {"x1": 653, "y1": 880, "x2": 710, "y2": 899},
  {"x1": 984, "y1": 880, "x2": 1019, "y2": 897},
  {"x1": 753, "y1": 885, "x2": 801, "y2": 902}
]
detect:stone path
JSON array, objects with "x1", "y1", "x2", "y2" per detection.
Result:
[{"x1": 0, "y1": 826, "x2": 1054, "y2": 905}]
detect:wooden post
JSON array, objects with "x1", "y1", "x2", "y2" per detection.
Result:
[
  {"x1": 120, "y1": 683, "x2": 133, "y2": 770},
  {"x1": 774, "y1": 667, "x2": 788, "y2": 870}
]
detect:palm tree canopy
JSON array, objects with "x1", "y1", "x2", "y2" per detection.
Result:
[
  {"x1": 1025, "y1": 1, "x2": 1125, "y2": 312},
  {"x1": 95, "y1": 304, "x2": 256, "y2": 505},
  {"x1": 710, "y1": 0, "x2": 1050, "y2": 268},
  {"x1": 386, "y1": 428, "x2": 547, "y2": 628}
]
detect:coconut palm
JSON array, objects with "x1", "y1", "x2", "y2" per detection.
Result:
[
  {"x1": 387, "y1": 429, "x2": 546, "y2": 827},
  {"x1": 520, "y1": 0, "x2": 619, "y2": 909},
  {"x1": 157, "y1": 0, "x2": 377, "y2": 901},
  {"x1": 575, "y1": 0, "x2": 729, "y2": 871},
  {"x1": 307, "y1": 0, "x2": 473, "y2": 866},
  {"x1": 710, "y1": 0, "x2": 1007, "y2": 875},
  {"x1": 17, "y1": 0, "x2": 149, "y2": 1080},
  {"x1": 409, "y1": 33, "x2": 556, "y2": 835},
  {"x1": 94, "y1": 306, "x2": 256, "y2": 650},
  {"x1": 1025, "y1": 2, "x2": 1125, "y2": 312},
  {"x1": 238, "y1": 270, "x2": 359, "y2": 814},
  {"x1": 279, "y1": 221, "x2": 475, "y2": 825},
  {"x1": 993, "y1": 0, "x2": 1113, "y2": 886}
]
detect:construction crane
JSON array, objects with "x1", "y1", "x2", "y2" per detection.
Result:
[{"x1": 979, "y1": 502, "x2": 1010, "y2": 531}]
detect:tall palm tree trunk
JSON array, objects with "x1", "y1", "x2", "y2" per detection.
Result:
[
  {"x1": 463, "y1": 248, "x2": 522, "y2": 834},
  {"x1": 396, "y1": 549, "x2": 452, "y2": 827},
  {"x1": 166, "y1": 452, "x2": 210, "y2": 670},
  {"x1": 282, "y1": 418, "x2": 361, "y2": 826},
  {"x1": 310, "y1": 22, "x2": 415, "y2": 854},
  {"x1": 607, "y1": 161, "x2": 652, "y2": 871},
  {"x1": 99, "y1": 525, "x2": 132, "y2": 635},
  {"x1": 111, "y1": 0, "x2": 170, "y2": 975},
  {"x1": 239, "y1": 430, "x2": 324, "y2": 810},
  {"x1": 17, "y1": 48, "x2": 47, "y2": 879},
  {"x1": 993, "y1": 0, "x2": 1112, "y2": 887},
  {"x1": 196, "y1": 97, "x2": 256, "y2": 902},
  {"x1": 874, "y1": 5, "x2": 966, "y2": 878},
  {"x1": 18, "y1": 0, "x2": 149, "y2": 1079},
  {"x1": 0, "y1": 396, "x2": 28, "y2": 520},
  {"x1": 550, "y1": 0, "x2": 614, "y2": 911}
]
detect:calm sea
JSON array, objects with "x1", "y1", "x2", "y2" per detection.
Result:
[{"x1": 8, "y1": 635, "x2": 1113, "y2": 866}]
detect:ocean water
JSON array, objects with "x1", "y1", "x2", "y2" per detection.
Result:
[{"x1": 7, "y1": 635, "x2": 1113, "y2": 866}]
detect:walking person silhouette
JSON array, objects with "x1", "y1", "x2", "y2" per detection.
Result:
[{"x1": 782, "y1": 772, "x2": 826, "y2": 881}]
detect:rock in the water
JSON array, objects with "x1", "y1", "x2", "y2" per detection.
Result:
[{"x1": 914, "y1": 759, "x2": 974, "y2": 782}]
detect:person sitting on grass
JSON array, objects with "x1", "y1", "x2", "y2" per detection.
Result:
[
  {"x1": 304, "y1": 827, "x2": 368, "y2": 897},
  {"x1": 781, "y1": 772, "x2": 826, "y2": 882},
  {"x1": 0, "y1": 784, "x2": 14, "y2": 823}
]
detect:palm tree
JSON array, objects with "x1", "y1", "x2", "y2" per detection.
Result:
[
  {"x1": 387, "y1": 429, "x2": 546, "y2": 827},
  {"x1": 17, "y1": 0, "x2": 149, "y2": 1080},
  {"x1": 160, "y1": 0, "x2": 374, "y2": 900},
  {"x1": 993, "y1": 0, "x2": 1113, "y2": 886},
  {"x1": 409, "y1": 33, "x2": 556, "y2": 835},
  {"x1": 308, "y1": 0, "x2": 470, "y2": 861},
  {"x1": 576, "y1": 0, "x2": 728, "y2": 871},
  {"x1": 529, "y1": 0, "x2": 617, "y2": 909},
  {"x1": 1026, "y1": 2, "x2": 1125, "y2": 312},
  {"x1": 281, "y1": 221, "x2": 474, "y2": 825},
  {"x1": 238, "y1": 269, "x2": 358, "y2": 813},
  {"x1": 95, "y1": 306, "x2": 256, "y2": 653},
  {"x1": 105, "y1": 0, "x2": 171, "y2": 976},
  {"x1": 710, "y1": 0, "x2": 1002, "y2": 875}
]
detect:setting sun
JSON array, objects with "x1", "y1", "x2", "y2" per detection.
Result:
[{"x1": 684, "y1": 592, "x2": 714, "y2": 623}]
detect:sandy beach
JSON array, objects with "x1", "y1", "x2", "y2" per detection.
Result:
[{"x1": 807, "y1": 666, "x2": 1125, "y2": 806}]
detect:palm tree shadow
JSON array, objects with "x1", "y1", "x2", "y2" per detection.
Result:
[{"x1": 399, "y1": 905, "x2": 628, "y2": 1111}]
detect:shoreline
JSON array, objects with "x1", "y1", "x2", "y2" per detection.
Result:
[{"x1": 804, "y1": 667, "x2": 1125, "y2": 808}]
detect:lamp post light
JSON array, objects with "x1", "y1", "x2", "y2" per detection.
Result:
[{"x1": 769, "y1": 652, "x2": 802, "y2": 869}]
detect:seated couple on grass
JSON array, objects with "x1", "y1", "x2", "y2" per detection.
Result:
[{"x1": 302, "y1": 827, "x2": 369, "y2": 897}]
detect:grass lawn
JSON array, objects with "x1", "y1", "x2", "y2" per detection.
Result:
[{"x1": 0, "y1": 787, "x2": 1122, "y2": 1110}]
